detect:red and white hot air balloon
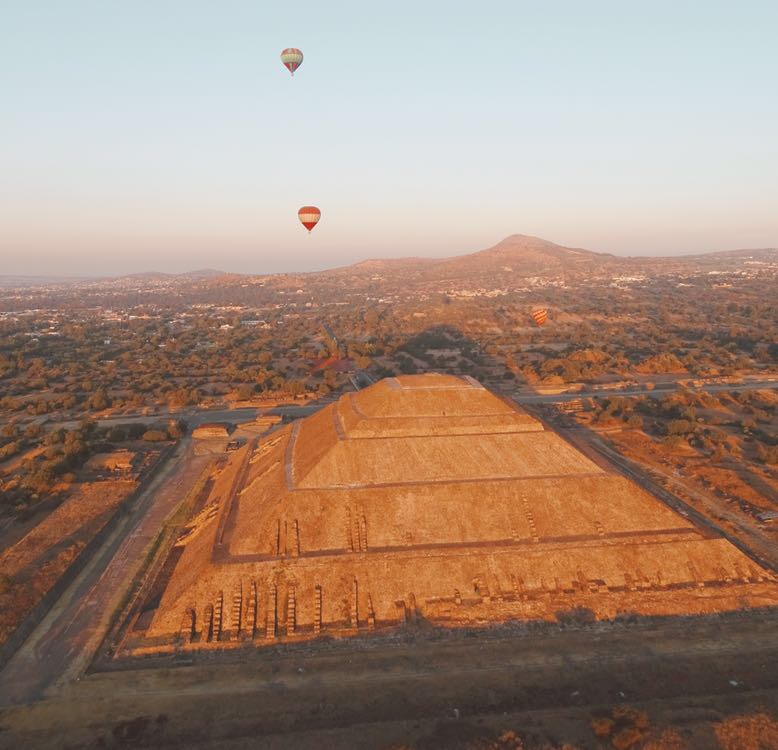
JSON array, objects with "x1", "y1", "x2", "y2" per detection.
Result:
[
  {"x1": 298, "y1": 206, "x2": 321, "y2": 233},
  {"x1": 531, "y1": 307, "x2": 548, "y2": 326},
  {"x1": 280, "y1": 48, "x2": 303, "y2": 76}
]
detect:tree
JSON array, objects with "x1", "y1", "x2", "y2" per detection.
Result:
[
  {"x1": 0, "y1": 441, "x2": 19, "y2": 460},
  {"x1": 740, "y1": 418, "x2": 756, "y2": 434},
  {"x1": 47, "y1": 428, "x2": 66, "y2": 445},
  {"x1": 89, "y1": 388, "x2": 110, "y2": 410},
  {"x1": 24, "y1": 423, "x2": 44, "y2": 440},
  {"x1": 667, "y1": 419, "x2": 694, "y2": 436},
  {"x1": 235, "y1": 384, "x2": 254, "y2": 401},
  {"x1": 626, "y1": 414, "x2": 643, "y2": 429},
  {"x1": 166, "y1": 420, "x2": 187, "y2": 440},
  {"x1": 108, "y1": 426, "x2": 127, "y2": 442},
  {"x1": 756, "y1": 443, "x2": 778, "y2": 465}
]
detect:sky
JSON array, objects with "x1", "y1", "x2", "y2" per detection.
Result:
[{"x1": 2, "y1": 1, "x2": 777, "y2": 276}]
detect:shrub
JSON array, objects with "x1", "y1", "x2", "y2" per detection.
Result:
[
  {"x1": 108, "y1": 426, "x2": 127, "y2": 442},
  {"x1": 556, "y1": 607, "x2": 596, "y2": 625},
  {"x1": 166, "y1": 420, "x2": 187, "y2": 440},
  {"x1": 661, "y1": 435, "x2": 686, "y2": 449},
  {"x1": 667, "y1": 419, "x2": 694, "y2": 436},
  {"x1": 142, "y1": 430, "x2": 168, "y2": 442},
  {"x1": 612, "y1": 727, "x2": 644, "y2": 749},
  {"x1": 0, "y1": 441, "x2": 19, "y2": 460},
  {"x1": 591, "y1": 717, "x2": 614, "y2": 738}
]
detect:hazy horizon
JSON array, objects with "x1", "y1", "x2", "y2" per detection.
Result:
[
  {"x1": 3, "y1": 1, "x2": 777, "y2": 276},
  {"x1": 2, "y1": 232, "x2": 778, "y2": 280}
]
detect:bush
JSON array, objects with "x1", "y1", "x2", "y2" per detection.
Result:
[
  {"x1": 108, "y1": 426, "x2": 127, "y2": 442},
  {"x1": 234, "y1": 384, "x2": 254, "y2": 401},
  {"x1": 756, "y1": 443, "x2": 778, "y2": 465},
  {"x1": 612, "y1": 727, "x2": 644, "y2": 749},
  {"x1": 556, "y1": 607, "x2": 596, "y2": 625},
  {"x1": 667, "y1": 419, "x2": 694, "y2": 436},
  {"x1": 591, "y1": 717, "x2": 614, "y2": 738},
  {"x1": 590, "y1": 705, "x2": 650, "y2": 749},
  {"x1": 24, "y1": 423, "x2": 44, "y2": 439},
  {"x1": 142, "y1": 430, "x2": 168, "y2": 442},
  {"x1": 661, "y1": 435, "x2": 686, "y2": 449},
  {"x1": 122, "y1": 423, "x2": 148, "y2": 440},
  {"x1": 166, "y1": 420, "x2": 187, "y2": 440},
  {"x1": 0, "y1": 441, "x2": 19, "y2": 460}
]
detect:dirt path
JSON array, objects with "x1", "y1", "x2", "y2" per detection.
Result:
[
  {"x1": 1, "y1": 612, "x2": 776, "y2": 748},
  {"x1": 0, "y1": 438, "x2": 212, "y2": 706}
]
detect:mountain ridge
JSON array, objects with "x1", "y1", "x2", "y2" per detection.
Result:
[{"x1": 1, "y1": 237, "x2": 775, "y2": 286}]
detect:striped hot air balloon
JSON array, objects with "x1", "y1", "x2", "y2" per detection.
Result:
[
  {"x1": 298, "y1": 206, "x2": 321, "y2": 232},
  {"x1": 531, "y1": 308, "x2": 548, "y2": 327},
  {"x1": 280, "y1": 48, "x2": 303, "y2": 76}
]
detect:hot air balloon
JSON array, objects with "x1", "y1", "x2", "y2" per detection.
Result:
[
  {"x1": 531, "y1": 308, "x2": 548, "y2": 326},
  {"x1": 280, "y1": 48, "x2": 303, "y2": 76},
  {"x1": 298, "y1": 206, "x2": 321, "y2": 233}
]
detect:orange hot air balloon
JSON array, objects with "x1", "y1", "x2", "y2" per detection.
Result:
[
  {"x1": 280, "y1": 48, "x2": 303, "y2": 76},
  {"x1": 531, "y1": 308, "x2": 548, "y2": 326},
  {"x1": 298, "y1": 206, "x2": 321, "y2": 232}
]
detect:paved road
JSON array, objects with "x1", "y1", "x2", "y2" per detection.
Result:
[
  {"x1": 510, "y1": 378, "x2": 778, "y2": 404},
  {"x1": 45, "y1": 403, "x2": 328, "y2": 431},
  {"x1": 0, "y1": 438, "x2": 213, "y2": 707},
  {"x1": 41, "y1": 378, "x2": 778, "y2": 431}
]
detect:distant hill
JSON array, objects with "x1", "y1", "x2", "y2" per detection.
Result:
[
  {"x1": 321, "y1": 235, "x2": 777, "y2": 288},
  {"x1": 1, "y1": 238, "x2": 775, "y2": 296},
  {"x1": 675, "y1": 247, "x2": 778, "y2": 262},
  {"x1": 321, "y1": 234, "x2": 627, "y2": 287},
  {"x1": 0, "y1": 275, "x2": 98, "y2": 288},
  {"x1": 117, "y1": 272, "x2": 174, "y2": 281},
  {"x1": 117, "y1": 269, "x2": 225, "y2": 282},
  {"x1": 429, "y1": 234, "x2": 618, "y2": 277},
  {"x1": 177, "y1": 269, "x2": 226, "y2": 280},
  {"x1": 327, "y1": 235, "x2": 610, "y2": 277}
]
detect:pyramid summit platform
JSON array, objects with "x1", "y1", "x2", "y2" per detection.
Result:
[{"x1": 125, "y1": 375, "x2": 778, "y2": 653}]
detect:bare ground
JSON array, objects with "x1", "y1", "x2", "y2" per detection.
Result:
[{"x1": 1, "y1": 610, "x2": 777, "y2": 749}]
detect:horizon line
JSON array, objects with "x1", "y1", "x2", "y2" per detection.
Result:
[{"x1": 2, "y1": 234, "x2": 777, "y2": 281}]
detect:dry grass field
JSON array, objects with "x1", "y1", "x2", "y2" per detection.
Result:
[{"x1": 0, "y1": 479, "x2": 137, "y2": 646}]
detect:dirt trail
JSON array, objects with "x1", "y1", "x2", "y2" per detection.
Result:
[
  {"x1": 1, "y1": 611, "x2": 776, "y2": 748},
  {"x1": 0, "y1": 438, "x2": 211, "y2": 706}
]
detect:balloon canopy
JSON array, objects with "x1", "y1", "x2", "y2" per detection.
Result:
[
  {"x1": 298, "y1": 206, "x2": 321, "y2": 232},
  {"x1": 280, "y1": 48, "x2": 304, "y2": 76},
  {"x1": 531, "y1": 308, "x2": 548, "y2": 326}
]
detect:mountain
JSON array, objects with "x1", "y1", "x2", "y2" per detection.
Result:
[
  {"x1": 177, "y1": 269, "x2": 226, "y2": 280},
  {"x1": 322, "y1": 234, "x2": 626, "y2": 288},
  {"x1": 1, "y1": 238, "x2": 774, "y2": 311},
  {"x1": 322, "y1": 235, "x2": 777, "y2": 289},
  {"x1": 430, "y1": 234, "x2": 617, "y2": 278}
]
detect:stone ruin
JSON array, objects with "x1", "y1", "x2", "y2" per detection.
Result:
[{"x1": 127, "y1": 374, "x2": 778, "y2": 652}]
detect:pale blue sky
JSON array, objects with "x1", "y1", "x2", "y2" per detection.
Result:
[{"x1": 2, "y1": 1, "x2": 777, "y2": 275}]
